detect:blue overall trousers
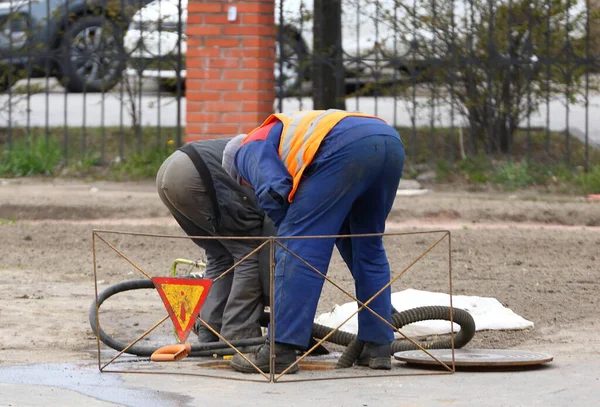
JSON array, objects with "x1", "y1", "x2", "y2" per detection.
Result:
[{"x1": 236, "y1": 117, "x2": 405, "y2": 349}]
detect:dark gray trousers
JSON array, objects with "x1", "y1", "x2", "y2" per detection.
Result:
[{"x1": 156, "y1": 150, "x2": 264, "y2": 340}]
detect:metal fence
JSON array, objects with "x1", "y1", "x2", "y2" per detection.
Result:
[
  {"x1": 1, "y1": 0, "x2": 599, "y2": 171},
  {"x1": 0, "y1": 0, "x2": 184, "y2": 167},
  {"x1": 275, "y1": 0, "x2": 600, "y2": 169}
]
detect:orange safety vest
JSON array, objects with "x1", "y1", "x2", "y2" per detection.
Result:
[{"x1": 243, "y1": 109, "x2": 386, "y2": 202}]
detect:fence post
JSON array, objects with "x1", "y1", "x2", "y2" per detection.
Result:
[
  {"x1": 185, "y1": 1, "x2": 276, "y2": 142},
  {"x1": 312, "y1": 0, "x2": 345, "y2": 110}
]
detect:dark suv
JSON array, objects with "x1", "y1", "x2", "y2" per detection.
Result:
[{"x1": 0, "y1": 0, "x2": 152, "y2": 92}]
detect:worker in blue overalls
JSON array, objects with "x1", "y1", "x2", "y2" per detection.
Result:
[{"x1": 222, "y1": 109, "x2": 405, "y2": 374}]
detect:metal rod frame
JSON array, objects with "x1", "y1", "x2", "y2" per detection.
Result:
[{"x1": 91, "y1": 228, "x2": 456, "y2": 383}]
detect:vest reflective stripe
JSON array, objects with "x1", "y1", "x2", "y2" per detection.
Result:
[
  {"x1": 276, "y1": 110, "x2": 326, "y2": 176},
  {"x1": 243, "y1": 109, "x2": 386, "y2": 202}
]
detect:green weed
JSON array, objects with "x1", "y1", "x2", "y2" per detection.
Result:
[
  {"x1": 0, "y1": 217, "x2": 16, "y2": 226},
  {"x1": 0, "y1": 136, "x2": 62, "y2": 176},
  {"x1": 110, "y1": 145, "x2": 175, "y2": 180},
  {"x1": 491, "y1": 162, "x2": 535, "y2": 190},
  {"x1": 457, "y1": 155, "x2": 491, "y2": 183},
  {"x1": 573, "y1": 165, "x2": 600, "y2": 194}
]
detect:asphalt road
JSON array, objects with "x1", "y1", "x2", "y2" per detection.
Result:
[
  {"x1": 0, "y1": 354, "x2": 598, "y2": 407},
  {"x1": 1, "y1": 79, "x2": 599, "y2": 146}
]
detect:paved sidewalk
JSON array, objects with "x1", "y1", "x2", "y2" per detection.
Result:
[{"x1": 0, "y1": 353, "x2": 598, "y2": 407}]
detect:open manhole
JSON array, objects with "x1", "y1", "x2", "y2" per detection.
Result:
[{"x1": 394, "y1": 349, "x2": 553, "y2": 368}]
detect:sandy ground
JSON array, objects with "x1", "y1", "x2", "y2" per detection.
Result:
[{"x1": 0, "y1": 178, "x2": 599, "y2": 368}]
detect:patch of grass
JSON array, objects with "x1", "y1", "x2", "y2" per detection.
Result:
[
  {"x1": 0, "y1": 127, "x2": 178, "y2": 179},
  {"x1": 397, "y1": 126, "x2": 600, "y2": 168},
  {"x1": 0, "y1": 125, "x2": 598, "y2": 195},
  {"x1": 490, "y1": 162, "x2": 535, "y2": 190},
  {"x1": 110, "y1": 145, "x2": 175, "y2": 180},
  {"x1": 433, "y1": 157, "x2": 600, "y2": 194},
  {"x1": 573, "y1": 165, "x2": 600, "y2": 194},
  {"x1": 457, "y1": 156, "x2": 491, "y2": 183},
  {"x1": 0, "y1": 217, "x2": 16, "y2": 226},
  {"x1": 0, "y1": 136, "x2": 62, "y2": 176}
]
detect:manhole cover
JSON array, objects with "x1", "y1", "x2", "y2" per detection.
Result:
[{"x1": 394, "y1": 349, "x2": 553, "y2": 367}]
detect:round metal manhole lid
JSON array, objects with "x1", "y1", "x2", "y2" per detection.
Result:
[{"x1": 393, "y1": 349, "x2": 554, "y2": 367}]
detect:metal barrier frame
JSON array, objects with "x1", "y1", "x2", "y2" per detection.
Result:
[{"x1": 91, "y1": 228, "x2": 456, "y2": 383}]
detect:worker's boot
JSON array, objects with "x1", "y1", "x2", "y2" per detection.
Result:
[
  {"x1": 193, "y1": 320, "x2": 219, "y2": 343},
  {"x1": 230, "y1": 341, "x2": 299, "y2": 374},
  {"x1": 356, "y1": 342, "x2": 392, "y2": 370}
]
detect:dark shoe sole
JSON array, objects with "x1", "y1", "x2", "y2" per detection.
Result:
[
  {"x1": 355, "y1": 356, "x2": 392, "y2": 370},
  {"x1": 369, "y1": 357, "x2": 392, "y2": 370}
]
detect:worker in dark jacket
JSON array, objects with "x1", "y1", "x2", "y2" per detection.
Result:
[
  {"x1": 156, "y1": 137, "x2": 275, "y2": 342},
  {"x1": 222, "y1": 109, "x2": 405, "y2": 374}
]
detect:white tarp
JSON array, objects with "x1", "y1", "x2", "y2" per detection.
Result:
[{"x1": 314, "y1": 289, "x2": 534, "y2": 338}]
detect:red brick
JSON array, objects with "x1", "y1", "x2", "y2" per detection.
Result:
[
  {"x1": 242, "y1": 101, "x2": 274, "y2": 112},
  {"x1": 242, "y1": 37, "x2": 276, "y2": 48},
  {"x1": 186, "y1": 15, "x2": 204, "y2": 24},
  {"x1": 223, "y1": 91, "x2": 261, "y2": 101},
  {"x1": 186, "y1": 91, "x2": 222, "y2": 102},
  {"x1": 204, "y1": 102, "x2": 243, "y2": 113},
  {"x1": 222, "y1": 48, "x2": 275, "y2": 59},
  {"x1": 204, "y1": 14, "x2": 229, "y2": 25},
  {"x1": 187, "y1": 4, "x2": 222, "y2": 13},
  {"x1": 186, "y1": 58, "x2": 208, "y2": 69},
  {"x1": 186, "y1": 1, "x2": 276, "y2": 145},
  {"x1": 242, "y1": 58, "x2": 275, "y2": 69},
  {"x1": 223, "y1": 25, "x2": 275, "y2": 37},
  {"x1": 242, "y1": 14, "x2": 274, "y2": 25},
  {"x1": 205, "y1": 38, "x2": 240, "y2": 48},
  {"x1": 204, "y1": 124, "x2": 242, "y2": 134},
  {"x1": 185, "y1": 80, "x2": 203, "y2": 91},
  {"x1": 186, "y1": 69, "x2": 220, "y2": 80},
  {"x1": 186, "y1": 48, "x2": 221, "y2": 58},
  {"x1": 186, "y1": 101, "x2": 208, "y2": 112},
  {"x1": 234, "y1": 4, "x2": 273, "y2": 13},
  {"x1": 187, "y1": 38, "x2": 204, "y2": 48},
  {"x1": 185, "y1": 125, "x2": 206, "y2": 137},
  {"x1": 208, "y1": 58, "x2": 240, "y2": 69},
  {"x1": 187, "y1": 112, "x2": 222, "y2": 123},
  {"x1": 203, "y1": 80, "x2": 240, "y2": 91},
  {"x1": 222, "y1": 112, "x2": 264, "y2": 123},
  {"x1": 223, "y1": 70, "x2": 266, "y2": 80},
  {"x1": 187, "y1": 26, "x2": 222, "y2": 36}
]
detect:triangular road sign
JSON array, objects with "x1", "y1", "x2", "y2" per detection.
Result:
[{"x1": 152, "y1": 277, "x2": 212, "y2": 343}]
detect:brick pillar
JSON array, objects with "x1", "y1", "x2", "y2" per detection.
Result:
[{"x1": 185, "y1": 1, "x2": 276, "y2": 142}]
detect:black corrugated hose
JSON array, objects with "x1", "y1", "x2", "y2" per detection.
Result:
[
  {"x1": 89, "y1": 279, "x2": 264, "y2": 357},
  {"x1": 318, "y1": 305, "x2": 476, "y2": 368},
  {"x1": 90, "y1": 280, "x2": 475, "y2": 365}
]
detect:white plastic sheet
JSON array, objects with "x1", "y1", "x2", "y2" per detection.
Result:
[{"x1": 314, "y1": 289, "x2": 534, "y2": 338}]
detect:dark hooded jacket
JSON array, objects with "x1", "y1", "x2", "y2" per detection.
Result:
[
  {"x1": 179, "y1": 138, "x2": 276, "y2": 306},
  {"x1": 180, "y1": 138, "x2": 265, "y2": 236}
]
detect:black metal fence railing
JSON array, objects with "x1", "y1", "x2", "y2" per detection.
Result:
[
  {"x1": 275, "y1": 0, "x2": 600, "y2": 170},
  {"x1": 0, "y1": 0, "x2": 185, "y2": 171},
  {"x1": 1, "y1": 0, "x2": 599, "y2": 175}
]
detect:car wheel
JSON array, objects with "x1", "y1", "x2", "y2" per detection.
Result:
[
  {"x1": 57, "y1": 15, "x2": 125, "y2": 93},
  {"x1": 275, "y1": 26, "x2": 310, "y2": 97}
]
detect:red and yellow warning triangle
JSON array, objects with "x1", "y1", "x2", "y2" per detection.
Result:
[{"x1": 152, "y1": 277, "x2": 212, "y2": 343}]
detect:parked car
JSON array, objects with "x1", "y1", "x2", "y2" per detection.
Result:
[
  {"x1": 123, "y1": 0, "x2": 426, "y2": 95},
  {"x1": 0, "y1": 0, "x2": 153, "y2": 92},
  {"x1": 123, "y1": 0, "x2": 313, "y2": 95}
]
